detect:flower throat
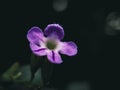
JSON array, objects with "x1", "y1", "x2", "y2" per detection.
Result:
[{"x1": 46, "y1": 40, "x2": 57, "y2": 50}]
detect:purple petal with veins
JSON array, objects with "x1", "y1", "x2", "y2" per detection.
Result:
[
  {"x1": 44, "y1": 24, "x2": 64, "y2": 40},
  {"x1": 60, "y1": 41, "x2": 78, "y2": 56},
  {"x1": 30, "y1": 43, "x2": 47, "y2": 56},
  {"x1": 47, "y1": 51, "x2": 63, "y2": 64},
  {"x1": 34, "y1": 48, "x2": 46, "y2": 52},
  {"x1": 52, "y1": 51, "x2": 55, "y2": 61},
  {"x1": 27, "y1": 26, "x2": 44, "y2": 44}
]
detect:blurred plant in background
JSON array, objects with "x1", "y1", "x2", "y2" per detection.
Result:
[
  {"x1": 105, "y1": 12, "x2": 120, "y2": 36},
  {"x1": 53, "y1": 0, "x2": 68, "y2": 12},
  {"x1": 65, "y1": 81, "x2": 91, "y2": 90}
]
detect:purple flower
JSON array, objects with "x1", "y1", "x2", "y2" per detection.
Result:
[{"x1": 27, "y1": 24, "x2": 78, "y2": 64}]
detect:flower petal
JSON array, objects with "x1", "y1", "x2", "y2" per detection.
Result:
[
  {"x1": 47, "y1": 51, "x2": 63, "y2": 64},
  {"x1": 60, "y1": 41, "x2": 78, "y2": 56},
  {"x1": 27, "y1": 26, "x2": 44, "y2": 44},
  {"x1": 30, "y1": 43, "x2": 47, "y2": 56},
  {"x1": 44, "y1": 24, "x2": 64, "y2": 40}
]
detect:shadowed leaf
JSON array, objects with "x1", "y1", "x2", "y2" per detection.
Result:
[
  {"x1": 30, "y1": 53, "x2": 44, "y2": 81},
  {"x1": 14, "y1": 65, "x2": 43, "y2": 87},
  {"x1": 15, "y1": 65, "x2": 31, "y2": 82},
  {"x1": 30, "y1": 54, "x2": 54, "y2": 87},
  {"x1": 2, "y1": 62, "x2": 20, "y2": 81},
  {"x1": 41, "y1": 57, "x2": 54, "y2": 86}
]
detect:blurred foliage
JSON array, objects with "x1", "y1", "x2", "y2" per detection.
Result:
[
  {"x1": 41, "y1": 57, "x2": 53, "y2": 85},
  {"x1": 30, "y1": 53, "x2": 44, "y2": 81},
  {"x1": 1, "y1": 62, "x2": 43, "y2": 88},
  {"x1": 1, "y1": 55, "x2": 54, "y2": 89},
  {"x1": 30, "y1": 54, "x2": 53, "y2": 86},
  {"x1": 2, "y1": 62, "x2": 20, "y2": 81}
]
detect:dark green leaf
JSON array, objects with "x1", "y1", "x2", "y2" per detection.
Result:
[
  {"x1": 14, "y1": 65, "x2": 43, "y2": 87},
  {"x1": 41, "y1": 57, "x2": 54, "y2": 86},
  {"x1": 2, "y1": 62, "x2": 20, "y2": 81},
  {"x1": 31, "y1": 68, "x2": 43, "y2": 87},
  {"x1": 30, "y1": 53, "x2": 44, "y2": 81},
  {"x1": 14, "y1": 65, "x2": 31, "y2": 82}
]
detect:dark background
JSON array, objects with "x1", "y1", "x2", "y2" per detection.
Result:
[{"x1": 0, "y1": 0, "x2": 119, "y2": 89}]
